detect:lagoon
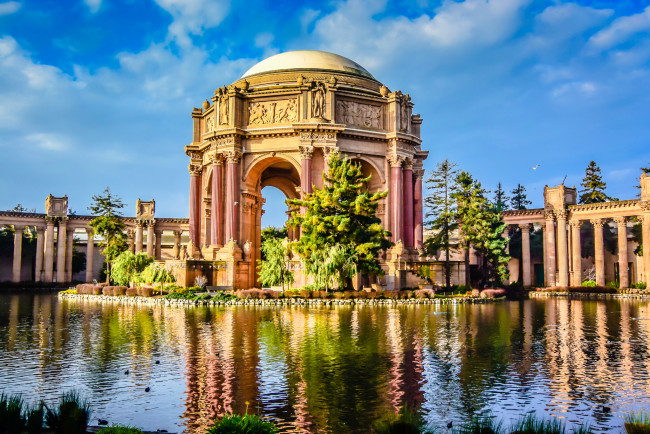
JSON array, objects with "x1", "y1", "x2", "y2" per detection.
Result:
[{"x1": 0, "y1": 293, "x2": 649, "y2": 432}]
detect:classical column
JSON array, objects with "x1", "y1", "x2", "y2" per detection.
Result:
[
  {"x1": 300, "y1": 146, "x2": 313, "y2": 197},
  {"x1": 389, "y1": 155, "x2": 403, "y2": 243},
  {"x1": 520, "y1": 224, "x2": 532, "y2": 287},
  {"x1": 211, "y1": 155, "x2": 224, "y2": 246},
  {"x1": 56, "y1": 219, "x2": 67, "y2": 283},
  {"x1": 544, "y1": 211, "x2": 557, "y2": 287},
  {"x1": 154, "y1": 230, "x2": 163, "y2": 259},
  {"x1": 188, "y1": 164, "x2": 202, "y2": 248},
  {"x1": 127, "y1": 229, "x2": 135, "y2": 253},
  {"x1": 542, "y1": 225, "x2": 547, "y2": 285},
  {"x1": 592, "y1": 219, "x2": 606, "y2": 287},
  {"x1": 135, "y1": 222, "x2": 143, "y2": 254},
  {"x1": 85, "y1": 228, "x2": 94, "y2": 283},
  {"x1": 44, "y1": 218, "x2": 55, "y2": 283},
  {"x1": 643, "y1": 205, "x2": 650, "y2": 284},
  {"x1": 225, "y1": 151, "x2": 241, "y2": 242},
  {"x1": 65, "y1": 229, "x2": 74, "y2": 282},
  {"x1": 34, "y1": 226, "x2": 44, "y2": 282},
  {"x1": 556, "y1": 210, "x2": 569, "y2": 287},
  {"x1": 570, "y1": 220, "x2": 582, "y2": 286},
  {"x1": 173, "y1": 230, "x2": 182, "y2": 259},
  {"x1": 402, "y1": 160, "x2": 414, "y2": 248},
  {"x1": 12, "y1": 225, "x2": 24, "y2": 283},
  {"x1": 413, "y1": 169, "x2": 424, "y2": 249},
  {"x1": 615, "y1": 217, "x2": 629, "y2": 288},
  {"x1": 146, "y1": 221, "x2": 155, "y2": 257}
]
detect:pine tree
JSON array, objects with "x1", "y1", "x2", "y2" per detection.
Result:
[
  {"x1": 423, "y1": 159, "x2": 458, "y2": 288},
  {"x1": 452, "y1": 171, "x2": 486, "y2": 287},
  {"x1": 287, "y1": 153, "x2": 391, "y2": 289},
  {"x1": 510, "y1": 184, "x2": 531, "y2": 210},
  {"x1": 579, "y1": 161, "x2": 617, "y2": 204},
  {"x1": 493, "y1": 182, "x2": 509, "y2": 211},
  {"x1": 88, "y1": 187, "x2": 128, "y2": 283}
]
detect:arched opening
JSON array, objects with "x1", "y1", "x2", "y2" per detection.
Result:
[{"x1": 243, "y1": 155, "x2": 301, "y2": 287}]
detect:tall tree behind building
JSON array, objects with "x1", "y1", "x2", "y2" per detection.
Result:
[
  {"x1": 423, "y1": 159, "x2": 458, "y2": 288},
  {"x1": 493, "y1": 182, "x2": 510, "y2": 211},
  {"x1": 510, "y1": 184, "x2": 531, "y2": 210},
  {"x1": 88, "y1": 187, "x2": 128, "y2": 283},
  {"x1": 579, "y1": 161, "x2": 617, "y2": 204}
]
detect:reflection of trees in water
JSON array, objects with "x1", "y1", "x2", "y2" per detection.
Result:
[{"x1": 4, "y1": 296, "x2": 650, "y2": 431}]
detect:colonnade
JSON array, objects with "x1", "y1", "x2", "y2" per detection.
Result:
[{"x1": 504, "y1": 182, "x2": 650, "y2": 287}]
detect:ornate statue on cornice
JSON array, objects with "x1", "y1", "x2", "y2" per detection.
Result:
[
  {"x1": 311, "y1": 81, "x2": 327, "y2": 120},
  {"x1": 400, "y1": 94, "x2": 411, "y2": 132},
  {"x1": 218, "y1": 89, "x2": 229, "y2": 125}
]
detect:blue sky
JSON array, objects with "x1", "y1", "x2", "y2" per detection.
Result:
[{"x1": 1, "y1": 0, "x2": 649, "y2": 228}]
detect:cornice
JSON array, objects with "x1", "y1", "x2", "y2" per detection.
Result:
[
  {"x1": 569, "y1": 199, "x2": 641, "y2": 212},
  {"x1": 502, "y1": 208, "x2": 545, "y2": 217}
]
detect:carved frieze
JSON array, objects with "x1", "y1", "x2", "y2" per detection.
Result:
[
  {"x1": 248, "y1": 99, "x2": 298, "y2": 125},
  {"x1": 335, "y1": 100, "x2": 381, "y2": 129},
  {"x1": 299, "y1": 131, "x2": 336, "y2": 142}
]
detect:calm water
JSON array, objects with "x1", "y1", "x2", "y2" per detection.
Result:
[{"x1": 0, "y1": 294, "x2": 649, "y2": 433}]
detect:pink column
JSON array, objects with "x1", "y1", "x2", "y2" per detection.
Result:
[
  {"x1": 390, "y1": 156, "x2": 403, "y2": 242},
  {"x1": 188, "y1": 164, "x2": 202, "y2": 248},
  {"x1": 300, "y1": 146, "x2": 313, "y2": 197},
  {"x1": 225, "y1": 152, "x2": 241, "y2": 242},
  {"x1": 402, "y1": 161, "x2": 414, "y2": 248},
  {"x1": 211, "y1": 156, "x2": 224, "y2": 246},
  {"x1": 413, "y1": 169, "x2": 424, "y2": 249}
]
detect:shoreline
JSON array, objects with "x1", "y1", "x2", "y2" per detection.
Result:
[
  {"x1": 529, "y1": 290, "x2": 650, "y2": 300},
  {"x1": 57, "y1": 292, "x2": 504, "y2": 306}
]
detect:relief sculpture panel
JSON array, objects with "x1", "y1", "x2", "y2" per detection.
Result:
[
  {"x1": 335, "y1": 100, "x2": 381, "y2": 129},
  {"x1": 248, "y1": 99, "x2": 298, "y2": 125}
]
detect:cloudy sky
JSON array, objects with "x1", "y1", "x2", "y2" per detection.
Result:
[{"x1": 1, "y1": 0, "x2": 649, "y2": 227}]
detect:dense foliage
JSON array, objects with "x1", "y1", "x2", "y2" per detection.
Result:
[
  {"x1": 140, "y1": 262, "x2": 176, "y2": 293},
  {"x1": 287, "y1": 153, "x2": 391, "y2": 289},
  {"x1": 88, "y1": 187, "x2": 128, "y2": 283},
  {"x1": 258, "y1": 237, "x2": 293, "y2": 291},
  {"x1": 111, "y1": 251, "x2": 153, "y2": 286},
  {"x1": 493, "y1": 182, "x2": 510, "y2": 212},
  {"x1": 205, "y1": 414, "x2": 278, "y2": 434},
  {"x1": 510, "y1": 183, "x2": 531, "y2": 210}
]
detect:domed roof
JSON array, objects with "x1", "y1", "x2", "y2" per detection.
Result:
[{"x1": 241, "y1": 50, "x2": 375, "y2": 80}]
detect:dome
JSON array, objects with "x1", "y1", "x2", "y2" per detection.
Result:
[{"x1": 241, "y1": 50, "x2": 375, "y2": 80}]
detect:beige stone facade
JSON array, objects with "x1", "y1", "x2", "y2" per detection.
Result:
[
  {"x1": 183, "y1": 51, "x2": 428, "y2": 289},
  {"x1": 502, "y1": 173, "x2": 650, "y2": 288}
]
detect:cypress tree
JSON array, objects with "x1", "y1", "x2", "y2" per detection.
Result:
[
  {"x1": 510, "y1": 184, "x2": 531, "y2": 210},
  {"x1": 88, "y1": 187, "x2": 128, "y2": 283},
  {"x1": 579, "y1": 161, "x2": 617, "y2": 204},
  {"x1": 493, "y1": 182, "x2": 510, "y2": 211},
  {"x1": 423, "y1": 159, "x2": 458, "y2": 288},
  {"x1": 287, "y1": 153, "x2": 391, "y2": 289}
]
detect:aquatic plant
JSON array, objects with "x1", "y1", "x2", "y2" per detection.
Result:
[
  {"x1": 0, "y1": 393, "x2": 27, "y2": 433},
  {"x1": 454, "y1": 413, "x2": 505, "y2": 434},
  {"x1": 624, "y1": 412, "x2": 650, "y2": 434},
  {"x1": 205, "y1": 414, "x2": 278, "y2": 434},
  {"x1": 44, "y1": 391, "x2": 92, "y2": 434}
]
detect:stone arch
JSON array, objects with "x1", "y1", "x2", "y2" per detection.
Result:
[
  {"x1": 243, "y1": 152, "x2": 301, "y2": 185},
  {"x1": 349, "y1": 156, "x2": 384, "y2": 193},
  {"x1": 347, "y1": 155, "x2": 386, "y2": 185}
]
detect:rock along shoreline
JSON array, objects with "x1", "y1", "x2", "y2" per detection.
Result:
[
  {"x1": 529, "y1": 290, "x2": 650, "y2": 300},
  {"x1": 58, "y1": 292, "x2": 505, "y2": 307}
]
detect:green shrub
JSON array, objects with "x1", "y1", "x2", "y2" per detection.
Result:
[
  {"x1": 631, "y1": 282, "x2": 647, "y2": 290},
  {"x1": 581, "y1": 280, "x2": 597, "y2": 287},
  {"x1": 206, "y1": 414, "x2": 278, "y2": 434},
  {"x1": 457, "y1": 284, "x2": 471, "y2": 292},
  {"x1": 44, "y1": 391, "x2": 91, "y2": 434},
  {"x1": 606, "y1": 281, "x2": 620, "y2": 289},
  {"x1": 96, "y1": 425, "x2": 143, "y2": 434}
]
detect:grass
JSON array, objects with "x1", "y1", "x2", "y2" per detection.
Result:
[
  {"x1": 624, "y1": 412, "x2": 650, "y2": 434},
  {"x1": 372, "y1": 405, "x2": 424, "y2": 434},
  {"x1": 205, "y1": 413, "x2": 278, "y2": 434},
  {"x1": 44, "y1": 391, "x2": 92, "y2": 434}
]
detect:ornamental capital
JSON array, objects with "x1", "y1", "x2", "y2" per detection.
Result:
[
  {"x1": 224, "y1": 150, "x2": 241, "y2": 164},
  {"x1": 555, "y1": 210, "x2": 568, "y2": 220},
  {"x1": 403, "y1": 158, "x2": 414, "y2": 170},
  {"x1": 568, "y1": 220, "x2": 582, "y2": 229},
  {"x1": 211, "y1": 153, "x2": 225, "y2": 166},
  {"x1": 518, "y1": 223, "x2": 532, "y2": 230},
  {"x1": 613, "y1": 216, "x2": 628, "y2": 225},
  {"x1": 590, "y1": 218, "x2": 606, "y2": 228},
  {"x1": 413, "y1": 169, "x2": 425, "y2": 180},
  {"x1": 387, "y1": 154, "x2": 403, "y2": 168},
  {"x1": 544, "y1": 210, "x2": 555, "y2": 221},
  {"x1": 188, "y1": 164, "x2": 202, "y2": 176},
  {"x1": 641, "y1": 201, "x2": 650, "y2": 211},
  {"x1": 299, "y1": 145, "x2": 314, "y2": 159}
]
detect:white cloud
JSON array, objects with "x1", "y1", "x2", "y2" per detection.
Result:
[
  {"x1": 588, "y1": 6, "x2": 650, "y2": 50},
  {"x1": 0, "y1": 1, "x2": 20, "y2": 15},
  {"x1": 154, "y1": 0, "x2": 230, "y2": 48},
  {"x1": 83, "y1": 0, "x2": 102, "y2": 14},
  {"x1": 551, "y1": 81, "x2": 597, "y2": 98},
  {"x1": 254, "y1": 32, "x2": 274, "y2": 48},
  {"x1": 26, "y1": 133, "x2": 70, "y2": 152}
]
